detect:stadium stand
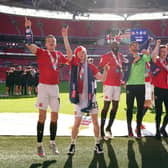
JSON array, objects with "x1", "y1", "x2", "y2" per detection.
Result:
[
  {"x1": 1, "y1": 13, "x2": 166, "y2": 37},
  {"x1": 0, "y1": 13, "x2": 168, "y2": 82},
  {"x1": 0, "y1": 14, "x2": 18, "y2": 35}
]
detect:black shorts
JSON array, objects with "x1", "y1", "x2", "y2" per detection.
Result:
[
  {"x1": 27, "y1": 79, "x2": 34, "y2": 86},
  {"x1": 14, "y1": 78, "x2": 22, "y2": 86},
  {"x1": 6, "y1": 78, "x2": 14, "y2": 87}
]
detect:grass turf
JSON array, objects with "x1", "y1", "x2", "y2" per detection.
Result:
[
  {"x1": 0, "y1": 136, "x2": 168, "y2": 168},
  {"x1": 0, "y1": 81, "x2": 157, "y2": 122}
]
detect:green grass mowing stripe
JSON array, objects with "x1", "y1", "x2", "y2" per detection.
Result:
[
  {"x1": 0, "y1": 81, "x2": 162, "y2": 122},
  {"x1": 0, "y1": 136, "x2": 168, "y2": 168},
  {"x1": 0, "y1": 92, "x2": 156, "y2": 122},
  {"x1": 0, "y1": 97, "x2": 38, "y2": 113}
]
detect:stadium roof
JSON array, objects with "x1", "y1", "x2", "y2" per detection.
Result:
[{"x1": 0, "y1": 0, "x2": 168, "y2": 20}]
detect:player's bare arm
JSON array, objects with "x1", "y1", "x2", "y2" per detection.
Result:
[
  {"x1": 62, "y1": 25, "x2": 73, "y2": 62},
  {"x1": 132, "y1": 55, "x2": 141, "y2": 64},
  {"x1": 25, "y1": 17, "x2": 38, "y2": 54},
  {"x1": 95, "y1": 64, "x2": 110, "y2": 82},
  {"x1": 152, "y1": 39, "x2": 161, "y2": 63},
  {"x1": 141, "y1": 49, "x2": 150, "y2": 56}
]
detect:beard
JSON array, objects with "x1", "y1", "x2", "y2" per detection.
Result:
[{"x1": 112, "y1": 47, "x2": 119, "y2": 52}]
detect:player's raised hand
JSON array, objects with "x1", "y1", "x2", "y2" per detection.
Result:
[
  {"x1": 156, "y1": 39, "x2": 161, "y2": 45},
  {"x1": 62, "y1": 24, "x2": 69, "y2": 37},
  {"x1": 25, "y1": 17, "x2": 32, "y2": 28},
  {"x1": 141, "y1": 49, "x2": 150, "y2": 56}
]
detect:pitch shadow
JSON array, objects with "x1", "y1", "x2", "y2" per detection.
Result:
[
  {"x1": 127, "y1": 140, "x2": 138, "y2": 168},
  {"x1": 29, "y1": 159, "x2": 56, "y2": 168},
  {"x1": 88, "y1": 151, "x2": 107, "y2": 168},
  {"x1": 105, "y1": 140, "x2": 119, "y2": 168},
  {"x1": 64, "y1": 155, "x2": 73, "y2": 168},
  {"x1": 137, "y1": 137, "x2": 168, "y2": 168}
]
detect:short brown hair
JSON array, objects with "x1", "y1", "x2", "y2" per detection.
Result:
[
  {"x1": 160, "y1": 45, "x2": 167, "y2": 50},
  {"x1": 45, "y1": 34, "x2": 56, "y2": 42},
  {"x1": 129, "y1": 41, "x2": 138, "y2": 47}
]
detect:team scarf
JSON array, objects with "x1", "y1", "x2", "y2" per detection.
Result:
[
  {"x1": 123, "y1": 40, "x2": 166, "y2": 83},
  {"x1": 150, "y1": 61, "x2": 161, "y2": 76},
  {"x1": 150, "y1": 56, "x2": 168, "y2": 77},
  {"x1": 25, "y1": 26, "x2": 33, "y2": 45},
  {"x1": 123, "y1": 53, "x2": 165, "y2": 84},
  {"x1": 69, "y1": 60, "x2": 95, "y2": 113},
  {"x1": 122, "y1": 53, "x2": 134, "y2": 83}
]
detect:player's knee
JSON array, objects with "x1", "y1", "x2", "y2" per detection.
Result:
[
  {"x1": 92, "y1": 116, "x2": 99, "y2": 127},
  {"x1": 51, "y1": 112, "x2": 58, "y2": 122},
  {"x1": 38, "y1": 111, "x2": 46, "y2": 123},
  {"x1": 93, "y1": 119, "x2": 99, "y2": 127},
  {"x1": 74, "y1": 118, "x2": 82, "y2": 129},
  {"x1": 93, "y1": 122, "x2": 99, "y2": 131},
  {"x1": 74, "y1": 122, "x2": 80, "y2": 129},
  {"x1": 38, "y1": 117, "x2": 46, "y2": 123},
  {"x1": 111, "y1": 106, "x2": 118, "y2": 113},
  {"x1": 103, "y1": 101, "x2": 110, "y2": 111}
]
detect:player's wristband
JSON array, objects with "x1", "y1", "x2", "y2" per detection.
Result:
[{"x1": 25, "y1": 26, "x2": 33, "y2": 45}]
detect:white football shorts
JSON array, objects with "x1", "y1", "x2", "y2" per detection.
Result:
[
  {"x1": 103, "y1": 85, "x2": 121, "y2": 101},
  {"x1": 36, "y1": 83, "x2": 60, "y2": 112}
]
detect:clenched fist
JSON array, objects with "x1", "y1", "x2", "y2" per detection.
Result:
[
  {"x1": 25, "y1": 17, "x2": 32, "y2": 28},
  {"x1": 62, "y1": 25, "x2": 69, "y2": 37}
]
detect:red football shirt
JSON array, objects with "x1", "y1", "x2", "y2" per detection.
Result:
[
  {"x1": 152, "y1": 58, "x2": 168, "y2": 89},
  {"x1": 99, "y1": 51, "x2": 123, "y2": 86},
  {"x1": 89, "y1": 63, "x2": 99, "y2": 76},
  {"x1": 36, "y1": 48, "x2": 67, "y2": 84},
  {"x1": 70, "y1": 57, "x2": 99, "y2": 93}
]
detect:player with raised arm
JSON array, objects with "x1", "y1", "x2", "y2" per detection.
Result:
[
  {"x1": 25, "y1": 17, "x2": 72, "y2": 157},
  {"x1": 67, "y1": 46, "x2": 109, "y2": 155},
  {"x1": 152, "y1": 40, "x2": 168, "y2": 139}
]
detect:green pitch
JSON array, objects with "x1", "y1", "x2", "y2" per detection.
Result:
[
  {"x1": 0, "y1": 81, "x2": 156, "y2": 122},
  {"x1": 0, "y1": 82, "x2": 167, "y2": 168},
  {"x1": 0, "y1": 136, "x2": 168, "y2": 168}
]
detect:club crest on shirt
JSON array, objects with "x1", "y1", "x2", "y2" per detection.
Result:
[
  {"x1": 104, "y1": 95, "x2": 109, "y2": 99},
  {"x1": 39, "y1": 103, "x2": 43, "y2": 107}
]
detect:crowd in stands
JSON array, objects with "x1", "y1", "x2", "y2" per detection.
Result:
[
  {"x1": 1, "y1": 13, "x2": 168, "y2": 56},
  {"x1": 1, "y1": 13, "x2": 168, "y2": 37},
  {"x1": 1, "y1": 13, "x2": 168, "y2": 98}
]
